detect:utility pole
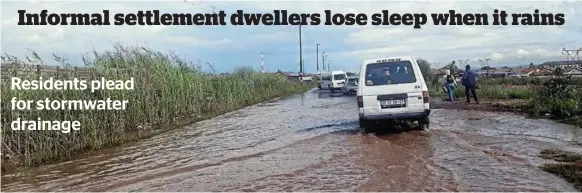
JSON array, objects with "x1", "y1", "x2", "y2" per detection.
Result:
[
  {"x1": 299, "y1": 24, "x2": 303, "y2": 79},
  {"x1": 322, "y1": 52, "x2": 326, "y2": 72},
  {"x1": 260, "y1": 52, "x2": 264, "y2": 73},
  {"x1": 316, "y1": 43, "x2": 320, "y2": 74}
]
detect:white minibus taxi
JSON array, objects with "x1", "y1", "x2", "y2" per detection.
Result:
[
  {"x1": 319, "y1": 71, "x2": 348, "y2": 93},
  {"x1": 356, "y1": 56, "x2": 430, "y2": 133}
]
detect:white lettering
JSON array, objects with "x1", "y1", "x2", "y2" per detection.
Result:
[
  {"x1": 11, "y1": 77, "x2": 22, "y2": 90},
  {"x1": 91, "y1": 77, "x2": 134, "y2": 92},
  {"x1": 11, "y1": 98, "x2": 33, "y2": 110},
  {"x1": 12, "y1": 117, "x2": 81, "y2": 133},
  {"x1": 36, "y1": 98, "x2": 129, "y2": 110},
  {"x1": 377, "y1": 58, "x2": 402, "y2": 63}
]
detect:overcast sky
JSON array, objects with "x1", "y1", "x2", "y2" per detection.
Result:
[{"x1": 1, "y1": 0, "x2": 581, "y2": 73}]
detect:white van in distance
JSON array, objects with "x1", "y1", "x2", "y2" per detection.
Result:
[
  {"x1": 356, "y1": 56, "x2": 430, "y2": 132},
  {"x1": 319, "y1": 71, "x2": 348, "y2": 93}
]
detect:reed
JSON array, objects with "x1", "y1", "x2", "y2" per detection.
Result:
[{"x1": 1, "y1": 45, "x2": 313, "y2": 168}]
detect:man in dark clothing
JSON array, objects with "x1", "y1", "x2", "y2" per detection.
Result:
[{"x1": 461, "y1": 65, "x2": 479, "y2": 104}]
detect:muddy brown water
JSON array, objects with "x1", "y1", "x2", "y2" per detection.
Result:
[{"x1": 2, "y1": 89, "x2": 582, "y2": 191}]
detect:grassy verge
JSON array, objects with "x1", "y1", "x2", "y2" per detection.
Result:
[
  {"x1": 1, "y1": 45, "x2": 314, "y2": 169},
  {"x1": 427, "y1": 78, "x2": 535, "y2": 101},
  {"x1": 539, "y1": 149, "x2": 582, "y2": 191},
  {"x1": 426, "y1": 75, "x2": 582, "y2": 127}
]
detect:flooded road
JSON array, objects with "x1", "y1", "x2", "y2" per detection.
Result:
[{"x1": 2, "y1": 88, "x2": 582, "y2": 191}]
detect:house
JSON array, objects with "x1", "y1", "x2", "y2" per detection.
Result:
[
  {"x1": 275, "y1": 70, "x2": 320, "y2": 81},
  {"x1": 432, "y1": 68, "x2": 448, "y2": 76},
  {"x1": 494, "y1": 67, "x2": 516, "y2": 77},
  {"x1": 514, "y1": 68, "x2": 536, "y2": 77},
  {"x1": 275, "y1": 70, "x2": 299, "y2": 80},
  {"x1": 432, "y1": 68, "x2": 463, "y2": 77},
  {"x1": 539, "y1": 60, "x2": 582, "y2": 69},
  {"x1": 563, "y1": 67, "x2": 582, "y2": 77},
  {"x1": 475, "y1": 67, "x2": 517, "y2": 78},
  {"x1": 511, "y1": 67, "x2": 553, "y2": 77},
  {"x1": 301, "y1": 76, "x2": 313, "y2": 82}
]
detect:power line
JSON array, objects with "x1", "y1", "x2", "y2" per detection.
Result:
[
  {"x1": 478, "y1": 58, "x2": 490, "y2": 68},
  {"x1": 457, "y1": 59, "x2": 470, "y2": 69},
  {"x1": 478, "y1": 58, "x2": 491, "y2": 74},
  {"x1": 561, "y1": 48, "x2": 582, "y2": 64}
]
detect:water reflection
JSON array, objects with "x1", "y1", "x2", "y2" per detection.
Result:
[{"x1": 3, "y1": 89, "x2": 581, "y2": 192}]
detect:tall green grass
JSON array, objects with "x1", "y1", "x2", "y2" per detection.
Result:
[
  {"x1": 530, "y1": 77, "x2": 582, "y2": 121},
  {"x1": 478, "y1": 76, "x2": 582, "y2": 86},
  {"x1": 427, "y1": 74, "x2": 582, "y2": 100},
  {"x1": 1, "y1": 46, "x2": 313, "y2": 168},
  {"x1": 427, "y1": 77, "x2": 534, "y2": 101}
]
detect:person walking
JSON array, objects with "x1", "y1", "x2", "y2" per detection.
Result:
[
  {"x1": 443, "y1": 69, "x2": 457, "y2": 102},
  {"x1": 461, "y1": 65, "x2": 479, "y2": 104}
]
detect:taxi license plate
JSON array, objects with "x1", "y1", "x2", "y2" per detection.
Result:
[{"x1": 380, "y1": 99, "x2": 406, "y2": 108}]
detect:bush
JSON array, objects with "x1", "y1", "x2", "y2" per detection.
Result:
[
  {"x1": 530, "y1": 77, "x2": 581, "y2": 118},
  {"x1": 478, "y1": 76, "x2": 582, "y2": 87},
  {"x1": 427, "y1": 80, "x2": 534, "y2": 100},
  {"x1": 504, "y1": 89, "x2": 532, "y2": 99}
]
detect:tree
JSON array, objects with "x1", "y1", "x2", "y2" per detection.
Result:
[
  {"x1": 530, "y1": 62, "x2": 534, "y2": 68},
  {"x1": 443, "y1": 60, "x2": 459, "y2": 74},
  {"x1": 554, "y1": 67, "x2": 564, "y2": 76},
  {"x1": 416, "y1": 58, "x2": 432, "y2": 78}
]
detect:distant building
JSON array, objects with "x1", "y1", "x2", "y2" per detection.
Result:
[
  {"x1": 346, "y1": 72, "x2": 358, "y2": 77},
  {"x1": 432, "y1": 68, "x2": 448, "y2": 76},
  {"x1": 473, "y1": 66, "x2": 516, "y2": 78},
  {"x1": 539, "y1": 60, "x2": 582, "y2": 69},
  {"x1": 432, "y1": 68, "x2": 463, "y2": 77},
  {"x1": 511, "y1": 67, "x2": 553, "y2": 77},
  {"x1": 429, "y1": 59, "x2": 580, "y2": 79},
  {"x1": 300, "y1": 76, "x2": 313, "y2": 82},
  {"x1": 563, "y1": 67, "x2": 582, "y2": 77},
  {"x1": 275, "y1": 70, "x2": 298, "y2": 80}
]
